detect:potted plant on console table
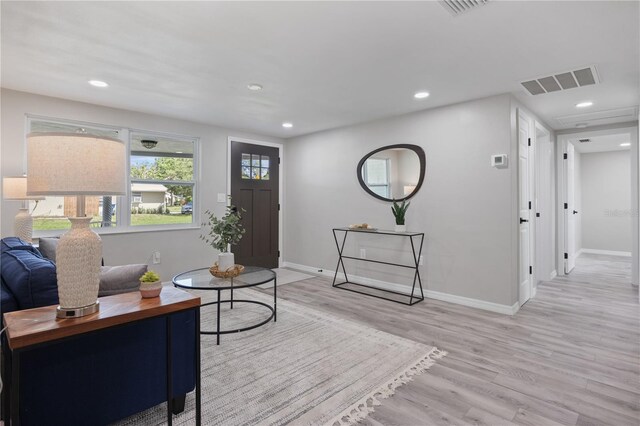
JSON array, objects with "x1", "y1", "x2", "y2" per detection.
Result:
[
  {"x1": 139, "y1": 270, "x2": 162, "y2": 298},
  {"x1": 201, "y1": 202, "x2": 246, "y2": 273},
  {"x1": 392, "y1": 200, "x2": 410, "y2": 232}
]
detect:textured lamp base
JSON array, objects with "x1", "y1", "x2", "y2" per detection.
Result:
[
  {"x1": 56, "y1": 301, "x2": 100, "y2": 318},
  {"x1": 14, "y1": 208, "x2": 33, "y2": 243},
  {"x1": 56, "y1": 217, "x2": 102, "y2": 319}
]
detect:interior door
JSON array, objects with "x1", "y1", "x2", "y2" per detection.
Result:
[
  {"x1": 565, "y1": 143, "x2": 577, "y2": 273},
  {"x1": 518, "y1": 112, "x2": 532, "y2": 306},
  {"x1": 230, "y1": 141, "x2": 279, "y2": 269}
]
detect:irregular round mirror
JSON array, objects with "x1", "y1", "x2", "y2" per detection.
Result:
[{"x1": 357, "y1": 144, "x2": 425, "y2": 202}]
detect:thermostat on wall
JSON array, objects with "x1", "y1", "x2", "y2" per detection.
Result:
[{"x1": 491, "y1": 154, "x2": 508, "y2": 169}]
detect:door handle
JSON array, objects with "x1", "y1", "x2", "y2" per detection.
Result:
[
  {"x1": 520, "y1": 218, "x2": 529, "y2": 223},
  {"x1": 573, "y1": 210, "x2": 578, "y2": 215}
]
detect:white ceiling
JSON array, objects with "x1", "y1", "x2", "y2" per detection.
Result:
[
  {"x1": 2, "y1": 1, "x2": 638, "y2": 138},
  {"x1": 570, "y1": 133, "x2": 632, "y2": 154}
]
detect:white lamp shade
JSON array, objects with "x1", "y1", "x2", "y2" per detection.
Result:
[
  {"x1": 2, "y1": 176, "x2": 45, "y2": 200},
  {"x1": 27, "y1": 133, "x2": 126, "y2": 196}
]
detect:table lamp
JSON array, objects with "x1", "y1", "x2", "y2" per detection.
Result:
[
  {"x1": 27, "y1": 133, "x2": 126, "y2": 318},
  {"x1": 2, "y1": 176, "x2": 45, "y2": 242}
]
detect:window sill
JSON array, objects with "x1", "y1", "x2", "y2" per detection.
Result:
[{"x1": 34, "y1": 225, "x2": 201, "y2": 239}]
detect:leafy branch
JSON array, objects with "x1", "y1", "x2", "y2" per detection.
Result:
[{"x1": 200, "y1": 202, "x2": 246, "y2": 253}]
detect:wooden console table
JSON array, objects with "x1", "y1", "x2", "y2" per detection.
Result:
[
  {"x1": 2, "y1": 287, "x2": 201, "y2": 426},
  {"x1": 332, "y1": 227, "x2": 425, "y2": 305}
]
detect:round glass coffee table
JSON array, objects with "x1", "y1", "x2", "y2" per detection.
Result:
[{"x1": 172, "y1": 266, "x2": 276, "y2": 345}]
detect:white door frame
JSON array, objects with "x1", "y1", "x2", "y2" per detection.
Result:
[
  {"x1": 556, "y1": 124, "x2": 639, "y2": 283},
  {"x1": 227, "y1": 136, "x2": 284, "y2": 268}
]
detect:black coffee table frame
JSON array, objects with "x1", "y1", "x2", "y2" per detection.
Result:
[{"x1": 172, "y1": 267, "x2": 277, "y2": 345}]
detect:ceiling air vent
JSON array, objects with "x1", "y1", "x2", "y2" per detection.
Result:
[
  {"x1": 578, "y1": 139, "x2": 591, "y2": 143},
  {"x1": 521, "y1": 66, "x2": 600, "y2": 96},
  {"x1": 556, "y1": 106, "x2": 638, "y2": 127},
  {"x1": 439, "y1": 0, "x2": 488, "y2": 16}
]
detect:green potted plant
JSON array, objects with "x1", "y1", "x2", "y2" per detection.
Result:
[
  {"x1": 200, "y1": 202, "x2": 246, "y2": 271},
  {"x1": 391, "y1": 200, "x2": 410, "y2": 232},
  {"x1": 139, "y1": 270, "x2": 162, "y2": 298}
]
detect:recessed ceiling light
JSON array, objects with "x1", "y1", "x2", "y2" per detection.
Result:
[
  {"x1": 282, "y1": 122, "x2": 293, "y2": 128},
  {"x1": 576, "y1": 101, "x2": 593, "y2": 108},
  {"x1": 247, "y1": 83, "x2": 263, "y2": 91},
  {"x1": 88, "y1": 80, "x2": 109, "y2": 88},
  {"x1": 414, "y1": 91, "x2": 430, "y2": 99},
  {"x1": 575, "y1": 123, "x2": 588, "y2": 128},
  {"x1": 620, "y1": 142, "x2": 631, "y2": 147}
]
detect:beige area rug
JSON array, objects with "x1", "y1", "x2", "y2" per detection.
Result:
[
  {"x1": 258, "y1": 268, "x2": 315, "y2": 289},
  {"x1": 117, "y1": 289, "x2": 446, "y2": 426}
]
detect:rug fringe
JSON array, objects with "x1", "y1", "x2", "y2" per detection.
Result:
[{"x1": 328, "y1": 347, "x2": 447, "y2": 426}]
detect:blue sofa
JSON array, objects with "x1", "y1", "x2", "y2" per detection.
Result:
[{"x1": 1, "y1": 237, "x2": 197, "y2": 425}]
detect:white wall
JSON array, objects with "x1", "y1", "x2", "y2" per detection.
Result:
[
  {"x1": 580, "y1": 150, "x2": 632, "y2": 252},
  {"x1": 284, "y1": 94, "x2": 519, "y2": 308},
  {"x1": 1, "y1": 89, "x2": 283, "y2": 279}
]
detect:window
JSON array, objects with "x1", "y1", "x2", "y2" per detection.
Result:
[
  {"x1": 130, "y1": 133, "x2": 196, "y2": 227},
  {"x1": 28, "y1": 119, "x2": 122, "y2": 232},
  {"x1": 26, "y1": 116, "x2": 199, "y2": 235},
  {"x1": 241, "y1": 153, "x2": 270, "y2": 180},
  {"x1": 363, "y1": 158, "x2": 390, "y2": 198}
]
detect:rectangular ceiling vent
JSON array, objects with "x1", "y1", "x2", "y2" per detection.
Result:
[
  {"x1": 578, "y1": 139, "x2": 591, "y2": 143},
  {"x1": 556, "y1": 106, "x2": 638, "y2": 127},
  {"x1": 439, "y1": 0, "x2": 488, "y2": 16},
  {"x1": 521, "y1": 65, "x2": 600, "y2": 96}
]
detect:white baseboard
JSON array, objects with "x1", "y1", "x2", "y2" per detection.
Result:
[
  {"x1": 549, "y1": 270, "x2": 557, "y2": 280},
  {"x1": 580, "y1": 248, "x2": 632, "y2": 257},
  {"x1": 283, "y1": 261, "x2": 520, "y2": 315}
]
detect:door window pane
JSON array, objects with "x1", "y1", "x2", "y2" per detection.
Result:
[{"x1": 242, "y1": 153, "x2": 271, "y2": 181}]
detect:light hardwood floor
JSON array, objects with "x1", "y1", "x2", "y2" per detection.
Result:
[{"x1": 267, "y1": 254, "x2": 639, "y2": 426}]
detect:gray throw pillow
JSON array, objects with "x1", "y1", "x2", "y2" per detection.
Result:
[
  {"x1": 99, "y1": 264, "x2": 147, "y2": 297},
  {"x1": 38, "y1": 237, "x2": 60, "y2": 262}
]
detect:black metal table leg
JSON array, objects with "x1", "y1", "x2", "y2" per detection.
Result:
[
  {"x1": 332, "y1": 229, "x2": 349, "y2": 286},
  {"x1": 216, "y1": 290, "x2": 221, "y2": 345},
  {"x1": 10, "y1": 349, "x2": 19, "y2": 426},
  {"x1": 166, "y1": 316, "x2": 173, "y2": 426},
  {"x1": 230, "y1": 277, "x2": 234, "y2": 310},
  {"x1": 195, "y1": 307, "x2": 201, "y2": 426},
  {"x1": 416, "y1": 234, "x2": 425, "y2": 300}
]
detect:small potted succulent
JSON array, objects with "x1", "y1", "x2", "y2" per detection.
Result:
[
  {"x1": 391, "y1": 200, "x2": 410, "y2": 232},
  {"x1": 139, "y1": 270, "x2": 162, "y2": 298}
]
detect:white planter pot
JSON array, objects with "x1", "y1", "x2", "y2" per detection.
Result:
[
  {"x1": 140, "y1": 281, "x2": 162, "y2": 298},
  {"x1": 394, "y1": 224, "x2": 407, "y2": 233},
  {"x1": 218, "y1": 252, "x2": 235, "y2": 272}
]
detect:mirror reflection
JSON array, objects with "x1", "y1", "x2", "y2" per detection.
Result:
[{"x1": 357, "y1": 144, "x2": 425, "y2": 201}]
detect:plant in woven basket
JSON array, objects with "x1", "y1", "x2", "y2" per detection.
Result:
[
  {"x1": 391, "y1": 200, "x2": 410, "y2": 225},
  {"x1": 200, "y1": 203, "x2": 246, "y2": 253}
]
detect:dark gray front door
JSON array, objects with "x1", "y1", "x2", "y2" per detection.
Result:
[{"x1": 230, "y1": 141, "x2": 279, "y2": 268}]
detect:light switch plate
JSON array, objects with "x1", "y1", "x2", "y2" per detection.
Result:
[{"x1": 217, "y1": 193, "x2": 227, "y2": 203}]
